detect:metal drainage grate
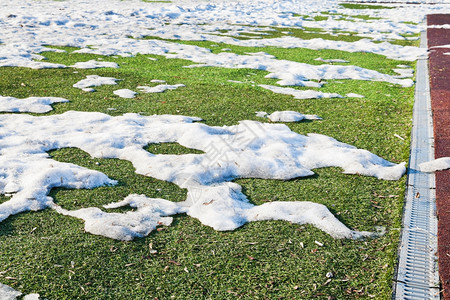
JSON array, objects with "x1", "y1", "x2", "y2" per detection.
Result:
[{"x1": 393, "y1": 31, "x2": 440, "y2": 300}]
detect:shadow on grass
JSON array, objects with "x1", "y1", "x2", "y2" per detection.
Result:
[{"x1": 0, "y1": 215, "x2": 15, "y2": 237}]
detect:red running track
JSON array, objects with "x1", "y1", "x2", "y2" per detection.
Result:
[{"x1": 427, "y1": 14, "x2": 450, "y2": 300}]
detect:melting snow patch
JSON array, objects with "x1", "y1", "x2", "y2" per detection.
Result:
[
  {"x1": 257, "y1": 111, "x2": 322, "y2": 122},
  {"x1": 0, "y1": 283, "x2": 39, "y2": 300},
  {"x1": 315, "y1": 57, "x2": 350, "y2": 63},
  {"x1": 247, "y1": 201, "x2": 376, "y2": 239},
  {"x1": 346, "y1": 93, "x2": 365, "y2": 98},
  {"x1": 419, "y1": 157, "x2": 450, "y2": 172},
  {"x1": 70, "y1": 60, "x2": 119, "y2": 69},
  {"x1": 54, "y1": 195, "x2": 183, "y2": 241},
  {"x1": 428, "y1": 24, "x2": 450, "y2": 29},
  {"x1": 259, "y1": 84, "x2": 343, "y2": 99},
  {"x1": 393, "y1": 68, "x2": 414, "y2": 78},
  {"x1": 137, "y1": 84, "x2": 185, "y2": 93},
  {"x1": 431, "y1": 44, "x2": 450, "y2": 49},
  {"x1": 0, "y1": 96, "x2": 69, "y2": 113},
  {"x1": 244, "y1": 52, "x2": 276, "y2": 59},
  {"x1": 0, "y1": 111, "x2": 406, "y2": 240},
  {"x1": 0, "y1": 283, "x2": 21, "y2": 300},
  {"x1": 114, "y1": 89, "x2": 137, "y2": 98},
  {"x1": 73, "y1": 75, "x2": 119, "y2": 90},
  {"x1": 269, "y1": 111, "x2": 322, "y2": 122},
  {"x1": 255, "y1": 111, "x2": 268, "y2": 118}
]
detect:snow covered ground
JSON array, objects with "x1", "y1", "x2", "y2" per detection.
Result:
[
  {"x1": 1, "y1": 0, "x2": 450, "y2": 297},
  {"x1": 1, "y1": 0, "x2": 448, "y2": 244},
  {"x1": 1, "y1": 0, "x2": 448, "y2": 85},
  {"x1": 0, "y1": 111, "x2": 406, "y2": 240}
]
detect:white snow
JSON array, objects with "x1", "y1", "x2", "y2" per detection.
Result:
[
  {"x1": 137, "y1": 84, "x2": 185, "y2": 93},
  {"x1": 268, "y1": 111, "x2": 322, "y2": 122},
  {"x1": 257, "y1": 111, "x2": 322, "y2": 122},
  {"x1": 0, "y1": 283, "x2": 21, "y2": 300},
  {"x1": 0, "y1": 95, "x2": 68, "y2": 113},
  {"x1": 0, "y1": 111, "x2": 406, "y2": 241},
  {"x1": 54, "y1": 194, "x2": 182, "y2": 241},
  {"x1": 244, "y1": 52, "x2": 276, "y2": 59},
  {"x1": 315, "y1": 57, "x2": 350, "y2": 63},
  {"x1": 73, "y1": 75, "x2": 119, "y2": 90},
  {"x1": 70, "y1": 60, "x2": 119, "y2": 69},
  {"x1": 346, "y1": 93, "x2": 365, "y2": 98},
  {"x1": 419, "y1": 157, "x2": 450, "y2": 172},
  {"x1": 113, "y1": 89, "x2": 137, "y2": 98},
  {"x1": 0, "y1": 283, "x2": 39, "y2": 300},
  {"x1": 259, "y1": 84, "x2": 343, "y2": 99},
  {"x1": 255, "y1": 111, "x2": 268, "y2": 118},
  {"x1": 434, "y1": 43, "x2": 450, "y2": 48},
  {"x1": 428, "y1": 25, "x2": 450, "y2": 29},
  {"x1": 393, "y1": 68, "x2": 414, "y2": 78}
]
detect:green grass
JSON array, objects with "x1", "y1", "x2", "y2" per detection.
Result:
[
  {"x1": 313, "y1": 16, "x2": 329, "y2": 22},
  {"x1": 402, "y1": 21, "x2": 419, "y2": 25},
  {"x1": 146, "y1": 143, "x2": 205, "y2": 155},
  {"x1": 0, "y1": 41, "x2": 414, "y2": 299}
]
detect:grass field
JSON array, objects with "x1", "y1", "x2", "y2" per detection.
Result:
[{"x1": 0, "y1": 3, "x2": 421, "y2": 299}]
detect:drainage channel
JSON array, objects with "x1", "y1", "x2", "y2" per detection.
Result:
[{"x1": 393, "y1": 31, "x2": 440, "y2": 299}]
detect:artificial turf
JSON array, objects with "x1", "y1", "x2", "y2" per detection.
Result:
[{"x1": 0, "y1": 28, "x2": 417, "y2": 299}]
